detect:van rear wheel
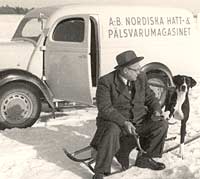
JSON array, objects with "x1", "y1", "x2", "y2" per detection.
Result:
[
  {"x1": 0, "y1": 82, "x2": 41, "y2": 129},
  {"x1": 146, "y1": 72, "x2": 169, "y2": 107}
]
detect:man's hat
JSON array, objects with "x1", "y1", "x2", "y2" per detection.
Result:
[{"x1": 114, "y1": 50, "x2": 144, "y2": 69}]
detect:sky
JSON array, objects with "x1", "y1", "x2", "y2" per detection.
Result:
[{"x1": 0, "y1": 0, "x2": 200, "y2": 13}]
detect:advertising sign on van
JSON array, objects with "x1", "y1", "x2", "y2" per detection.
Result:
[{"x1": 106, "y1": 16, "x2": 192, "y2": 39}]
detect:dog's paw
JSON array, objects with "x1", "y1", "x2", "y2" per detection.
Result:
[
  {"x1": 162, "y1": 111, "x2": 177, "y2": 124},
  {"x1": 179, "y1": 144, "x2": 184, "y2": 160}
]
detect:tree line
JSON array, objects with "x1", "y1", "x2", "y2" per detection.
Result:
[{"x1": 0, "y1": 5, "x2": 32, "y2": 14}]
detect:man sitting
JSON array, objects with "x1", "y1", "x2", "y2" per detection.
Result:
[{"x1": 90, "y1": 50, "x2": 168, "y2": 179}]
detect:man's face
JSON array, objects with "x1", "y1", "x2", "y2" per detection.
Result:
[{"x1": 122, "y1": 62, "x2": 141, "y2": 81}]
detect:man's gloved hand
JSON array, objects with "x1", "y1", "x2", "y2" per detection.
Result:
[
  {"x1": 124, "y1": 121, "x2": 137, "y2": 135},
  {"x1": 151, "y1": 111, "x2": 164, "y2": 121}
]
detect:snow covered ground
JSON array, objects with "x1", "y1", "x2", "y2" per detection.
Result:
[{"x1": 0, "y1": 76, "x2": 200, "y2": 179}]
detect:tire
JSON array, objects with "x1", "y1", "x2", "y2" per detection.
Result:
[
  {"x1": 146, "y1": 72, "x2": 169, "y2": 107},
  {"x1": 0, "y1": 82, "x2": 41, "y2": 128}
]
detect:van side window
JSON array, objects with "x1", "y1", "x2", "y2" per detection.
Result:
[{"x1": 53, "y1": 18, "x2": 84, "y2": 42}]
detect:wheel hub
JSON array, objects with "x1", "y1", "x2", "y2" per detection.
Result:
[
  {"x1": 148, "y1": 78, "x2": 166, "y2": 106},
  {"x1": 1, "y1": 92, "x2": 33, "y2": 124}
]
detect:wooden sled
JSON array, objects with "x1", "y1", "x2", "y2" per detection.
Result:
[{"x1": 63, "y1": 133, "x2": 146, "y2": 174}]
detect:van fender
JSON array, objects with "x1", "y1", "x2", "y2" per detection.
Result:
[{"x1": 0, "y1": 69, "x2": 55, "y2": 110}]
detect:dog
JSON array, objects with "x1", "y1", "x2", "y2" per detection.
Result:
[{"x1": 163, "y1": 74, "x2": 197, "y2": 159}]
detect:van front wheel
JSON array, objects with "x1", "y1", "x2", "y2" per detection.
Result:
[{"x1": 0, "y1": 82, "x2": 41, "y2": 129}]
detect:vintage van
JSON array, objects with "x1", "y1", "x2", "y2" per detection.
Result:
[{"x1": 0, "y1": 3, "x2": 198, "y2": 128}]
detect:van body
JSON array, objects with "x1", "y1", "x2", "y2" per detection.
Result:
[{"x1": 0, "y1": 3, "x2": 199, "y2": 128}]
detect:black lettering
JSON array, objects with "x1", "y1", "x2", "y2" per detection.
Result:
[
  {"x1": 178, "y1": 17, "x2": 183, "y2": 24},
  {"x1": 149, "y1": 17, "x2": 154, "y2": 25},
  {"x1": 167, "y1": 17, "x2": 171, "y2": 24},
  {"x1": 162, "y1": 28, "x2": 167, "y2": 36},
  {"x1": 123, "y1": 29, "x2": 128, "y2": 38},
  {"x1": 178, "y1": 28, "x2": 184, "y2": 36},
  {"x1": 108, "y1": 29, "x2": 113, "y2": 38},
  {"x1": 154, "y1": 17, "x2": 159, "y2": 25},
  {"x1": 160, "y1": 17, "x2": 164, "y2": 25},
  {"x1": 172, "y1": 17, "x2": 176, "y2": 24},
  {"x1": 141, "y1": 17, "x2": 147, "y2": 25},
  {"x1": 171, "y1": 28, "x2": 176, "y2": 36},
  {"x1": 144, "y1": 28, "x2": 150, "y2": 37},
  {"x1": 157, "y1": 29, "x2": 162, "y2": 36},
  {"x1": 137, "y1": 17, "x2": 141, "y2": 25},
  {"x1": 183, "y1": 28, "x2": 188, "y2": 36},
  {"x1": 151, "y1": 28, "x2": 157, "y2": 36},
  {"x1": 138, "y1": 29, "x2": 143, "y2": 37},
  {"x1": 113, "y1": 29, "x2": 119, "y2": 38},
  {"x1": 167, "y1": 28, "x2": 171, "y2": 36},
  {"x1": 109, "y1": 17, "x2": 115, "y2": 26},
  {"x1": 128, "y1": 29, "x2": 134, "y2": 37},
  {"x1": 186, "y1": 17, "x2": 190, "y2": 24},
  {"x1": 187, "y1": 28, "x2": 191, "y2": 36},
  {"x1": 134, "y1": 29, "x2": 138, "y2": 37},
  {"x1": 119, "y1": 29, "x2": 124, "y2": 38},
  {"x1": 131, "y1": 17, "x2": 136, "y2": 25},
  {"x1": 175, "y1": 17, "x2": 179, "y2": 24},
  {"x1": 126, "y1": 17, "x2": 131, "y2": 25},
  {"x1": 116, "y1": 17, "x2": 122, "y2": 26}
]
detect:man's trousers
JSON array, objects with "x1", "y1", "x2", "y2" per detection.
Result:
[{"x1": 90, "y1": 119, "x2": 168, "y2": 174}]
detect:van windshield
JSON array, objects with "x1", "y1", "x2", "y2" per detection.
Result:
[{"x1": 12, "y1": 17, "x2": 47, "y2": 43}]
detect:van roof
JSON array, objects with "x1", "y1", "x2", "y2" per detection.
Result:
[
  {"x1": 26, "y1": 3, "x2": 192, "y2": 18},
  {"x1": 25, "y1": 3, "x2": 193, "y2": 28},
  {"x1": 26, "y1": 3, "x2": 125, "y2": 17}
]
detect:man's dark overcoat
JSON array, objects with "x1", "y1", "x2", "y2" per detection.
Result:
[{"x1": 91, "y1": 70, "x2": 162, "y2": 148}]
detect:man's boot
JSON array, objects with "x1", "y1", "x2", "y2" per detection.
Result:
[
  {"x1": 115, "y1": 151, "x2": 129, "y2": 171},
  {"x1": 92, "y1": 173, "x2": 104, "y2": 179},
  {"x1": 135, "y1": 153, "x2": 165, "y2": 170}
]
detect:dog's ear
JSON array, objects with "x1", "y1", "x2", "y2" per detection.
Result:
[
  {"x1": 188, "y1": 77, "x2": 197, "y2": 88},
  {"x1": 172, "y1": 75, "x2": 181, "y2": 85}
]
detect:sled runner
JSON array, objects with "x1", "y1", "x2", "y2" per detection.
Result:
[
  {"x1": 163, "y1": 132, "x2": 200, "y2": 154},
  {"x1": 63, "y1": 132, "x2": 200, "y2": 174},
  {"x1": 63, "y1": 146, "x2": 135, "y2": 175},
  {"x1": 63, "y1": 146, "x2": 95, "y2": 173},
  {"x1": 63, "y1": 133, "x2": 146, "y2": 174}
]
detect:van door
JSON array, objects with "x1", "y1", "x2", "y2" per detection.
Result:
[{"x1": 44, "y1": 15, "x2": 93, "y2": 104}]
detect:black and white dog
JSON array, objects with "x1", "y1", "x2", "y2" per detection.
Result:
[{"x1": 163, "y1": 75, "x2": 197, "y2": 158}]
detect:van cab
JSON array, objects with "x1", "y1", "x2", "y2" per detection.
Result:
[{"x1": 0, "y1": 3, "x2": 198, "y2": 128}]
